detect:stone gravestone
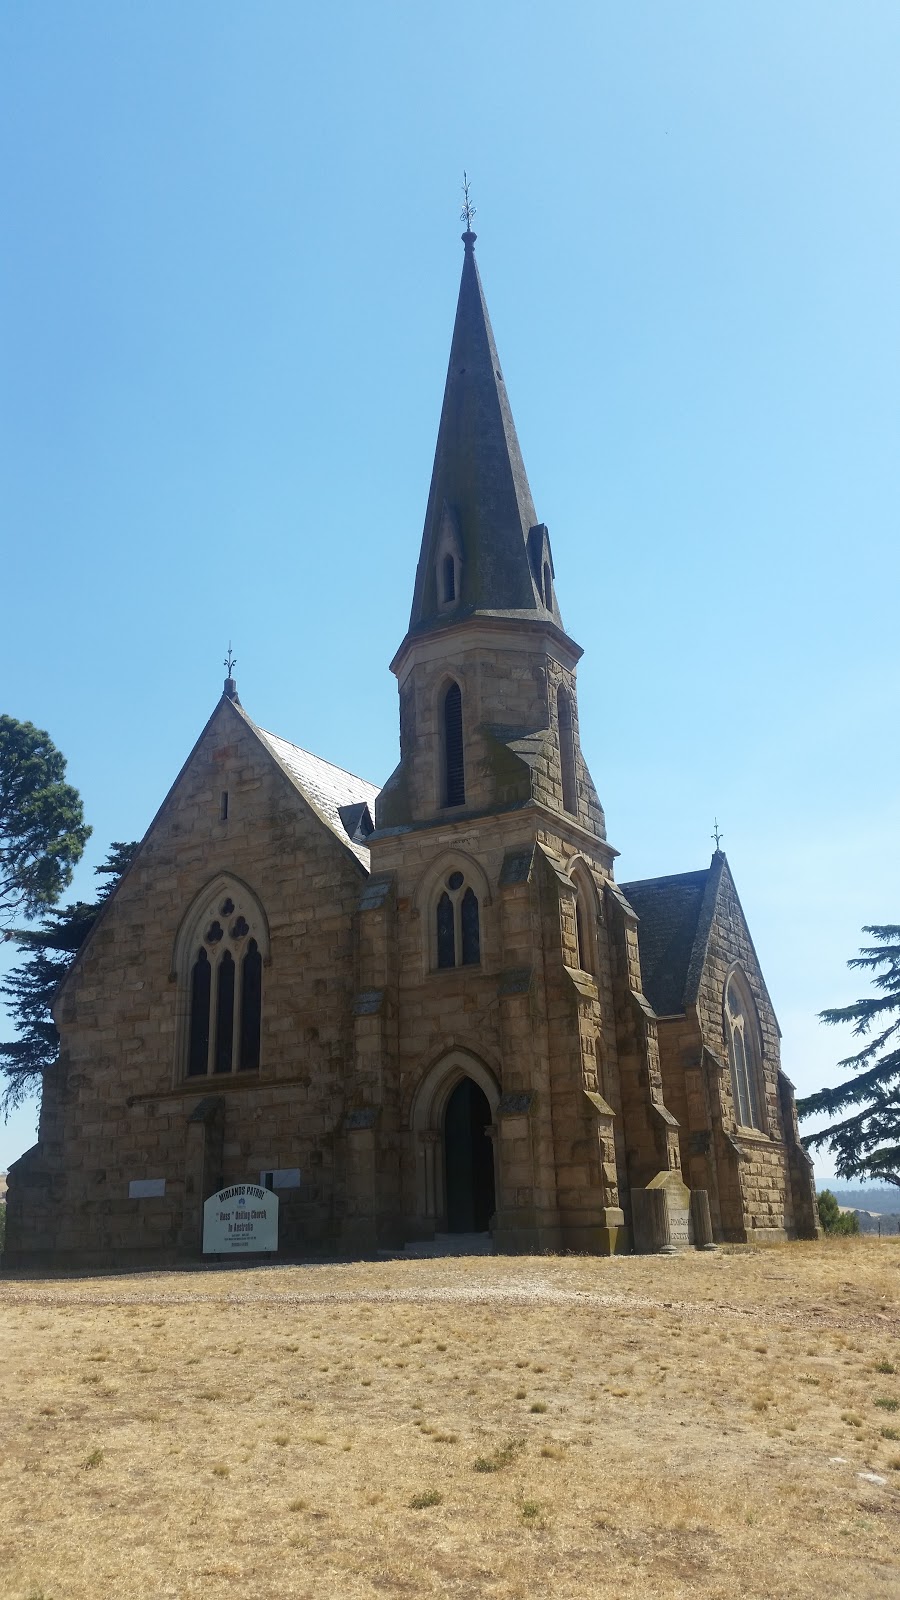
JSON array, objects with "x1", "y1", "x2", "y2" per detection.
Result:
[
  {"x1": 203, "y1": 1183, "x2": 279, "y2": 1255},
  {"x1": 632, "y1": 1171, "x2": 694, "y2": 1253}
]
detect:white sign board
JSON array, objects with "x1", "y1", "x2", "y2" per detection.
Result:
[{"x1": 203, "y1": 1184, "x2": 279, "y2": 1254}]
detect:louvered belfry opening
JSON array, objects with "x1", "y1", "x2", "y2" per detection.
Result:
[
  {"x1": 443, "y1": 681, "x2": 465, "y2": 806},
  {"x1": 558, "y1": 686, "x2": 577, "y2": 815},
  {"x1": 442, "y1": 553, "x2": 456, "y2": 603}
]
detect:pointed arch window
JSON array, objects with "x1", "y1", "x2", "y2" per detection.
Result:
[
  {"x1": 557, "y1": 686, "x2": 577, "y2": 815},
  {"x1": 181, "y1": 882, "x2": 267, "y2": 1078},
  {"x1": 443, "y1": 681, "x2": 465, "y2": 807},
  {"x1": 724, "y1": 970, "x2": 765, "y2": 1131},
  {"x1": 434, "y1": 869, "x2": 480, "y2": 969},
  {"x1": 571, "y1": 864, "x2": 599, "y2": 976}
]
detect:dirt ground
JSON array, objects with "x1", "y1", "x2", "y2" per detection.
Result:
[{"x1": 1, "y1": 1239, "x2": 899, "y2": 1600}]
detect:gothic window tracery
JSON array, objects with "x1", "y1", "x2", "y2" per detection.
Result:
[
  {"x1": 434, "y1": 869, "x2": 481, "y2": 969},
  {"x1": 724, "y1": 969, "x2": 764, "y2": 1131},
  {"x1": 183, "y1": 885, "x2": 265, "y2": 1078}
]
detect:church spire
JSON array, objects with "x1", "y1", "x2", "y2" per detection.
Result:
[{"x1": 405, "y1": 222, "x2": 564, "y2": 639}]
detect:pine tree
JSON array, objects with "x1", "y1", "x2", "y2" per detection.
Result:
[
  {"x1": 798, "y1": 926, "x2": 900, "y2": 1188},
  {"x1": 0, "y1": 714, "x2": 91, "y2": 926},
  {"x1": 0, "y1": 842, "x2": 138, "y2": 1113}
]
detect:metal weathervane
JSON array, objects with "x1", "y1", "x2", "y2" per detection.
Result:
[
  {"x1": 224, "y1": 642, "x2": 237, "y2": 677},
  {"x1": 712, "y1": 819, "x2": 723, "y2": 850},
  {"x1": 460, "y1": 171, "x2": 476, "y2": 231}
]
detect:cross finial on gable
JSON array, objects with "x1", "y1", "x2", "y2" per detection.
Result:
[{"x1": 222, "y1": 642, "x2": 241, "y2": 704}]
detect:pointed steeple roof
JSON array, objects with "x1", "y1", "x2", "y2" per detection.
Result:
[{"x1": 405, "y1": 230, "x2": 565, "y2": 639}]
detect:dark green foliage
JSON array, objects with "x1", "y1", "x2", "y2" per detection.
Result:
[
  {"x1": 0, "y1": 842, "x2": 139, "y2": 1113},
  {"x1": 798, "y1": 927, "x2": 900, "y2": 1188},
  {"x1": 0, "y1": 715, "x2": 91, "y2": 925},
  {"x1": 816, "y1": 1189, "x2": 861, "y2": 1236}
]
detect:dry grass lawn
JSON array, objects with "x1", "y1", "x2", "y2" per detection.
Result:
[{"x1": 1, "y1": 1240, "x2": 899, "y2": 1599}]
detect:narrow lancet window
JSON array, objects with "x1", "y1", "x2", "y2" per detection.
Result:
[
  {"x1": 443, "y1": 682, "x2": 465, "y2": 807},
  {"x1": 543, "y1": 562, "x2": 552, "y2": 608},
  {"x1": 575, "y1": 896, "x2": 588, "y2": 973},
  {"x1": 725, "y1": 972, "x2": 764, "y2": 1131},
  {"x1": 442, "y1": 553, "x2": 456, "y2": 603},
  {"x1": 558, "y1": 686, "x2": 577, "y2": 815},
  {"x1": 240, "y1": 939, "x2": 262, "y2": 1070},
  {"x1": 437, "y1": 892, "x2": 455, "y2": 968},
  {"x1": 214, "y1": 950, "x2": 235, "y2": 1074},
  {"x1": 188, "y1": 949, "x2": 211, "y2": 1075},
  {"x1": 461, "y1": 888, "x2": 480, "y2": 965}
]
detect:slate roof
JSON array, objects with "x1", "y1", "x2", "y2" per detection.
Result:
[
  {"x1": 618, "y1": 863, "x2": 719, "y2": 1018},
  {"x1": 257, "y1": 727, "x2": 380, "y2": 869},
  {"x1": 405, "y1": 231, "x2": 564, "y2": 639}
]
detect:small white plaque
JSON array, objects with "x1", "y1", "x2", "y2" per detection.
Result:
[
  {"x1": 260, "y1": 1168, "x2": 301, "y2": 1190},
  {"x1": 129, "y1": 1178, "x2": 166, "y2": 1199},
  {"x1": 203, "y1": 1184, "x2": 279, "y2": 1254}
]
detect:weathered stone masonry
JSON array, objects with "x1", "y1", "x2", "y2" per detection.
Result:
[{"x1": 5, "y1": 229, "x2": 818, "y2": 1264}]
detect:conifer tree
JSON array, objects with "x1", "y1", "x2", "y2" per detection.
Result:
[
  {"x1": 0, "y1": 715, "x2": 91, "y2": 926},
  {"x1": 0, "y1": 842, "x2": 138, "y2": 1113},
  {"x1": 798, "y1": 926, "x2": 900, "y2": 1188}
]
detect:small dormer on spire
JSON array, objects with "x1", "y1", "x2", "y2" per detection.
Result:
[{"x1": 223, "y1": 642, "x2": 241, "y2": 705}]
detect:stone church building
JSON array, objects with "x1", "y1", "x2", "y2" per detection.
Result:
[{"x1": 6, "y1": 230, "x2": 818, "y2": 1265}]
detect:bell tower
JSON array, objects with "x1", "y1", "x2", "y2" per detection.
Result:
[
  {"x1": 347, "y1": 221, "x2": 680, "y2": 1257},
  {"x1": 377, "y1": 226, "x2": 605, "y2": 841}
]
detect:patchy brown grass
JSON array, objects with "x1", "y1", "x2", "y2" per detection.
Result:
[{"x1": 1, "y1": 1239, "x2": 899, "y2": 1599}]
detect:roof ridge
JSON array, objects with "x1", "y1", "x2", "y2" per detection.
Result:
[{"x1": 620, "y1": 867, "x2": 710, "y2": 891}]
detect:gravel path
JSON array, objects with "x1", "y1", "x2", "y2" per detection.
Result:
[{"x1": 3, "y1": 1271, "x2": 898, "y2": 1335}]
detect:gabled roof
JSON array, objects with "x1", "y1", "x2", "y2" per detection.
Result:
[
  {"x1": 619, "y1": 855, "x2": 725, "y2": 1018},
  {"x1": 405, "y1": 230, "x2": 565, "y2": 639},
  {"x1": 256, "y1": 727, "x2": 380, "y2": 869}
]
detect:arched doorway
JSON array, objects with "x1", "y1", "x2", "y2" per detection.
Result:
[{"x1": 444, "y1": 1077, "x2": 496, "y2": 1232}]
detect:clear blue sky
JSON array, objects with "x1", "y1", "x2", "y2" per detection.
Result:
[{"x1": 2, "y1": 2, "x2": 898, "y2": 1180}]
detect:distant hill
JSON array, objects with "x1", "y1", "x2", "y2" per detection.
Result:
[{"x1": 829, "y1": 1186, "x2": 900, "y2": 1216}]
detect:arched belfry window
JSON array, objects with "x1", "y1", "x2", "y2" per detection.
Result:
[
  {"x1": 724, "y1": 969, "x2": 765, "y2": 1131},
  {"x1": 435, "y1": 869, "x2": 480, "y2": 969},
  {"x1": 557, "y1": 686, "x2": 577, "y2": 815},
  {"x1": 443, "y1": 681, "x2": 465, "y2": 807},
  {"x1": 176, "y1": 878, "x2": 268, "y2": 1080}
]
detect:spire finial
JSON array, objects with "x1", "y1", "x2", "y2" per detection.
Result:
[
  {"x1": 712, "y1": 818, "x2": 723, "y2": 851},
  {"x1": 224, "y1": 642, "x2": 237, "y2": 678},
  {"x1": 460, "y1": 171, "x2": 477, "y2": 247}
]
